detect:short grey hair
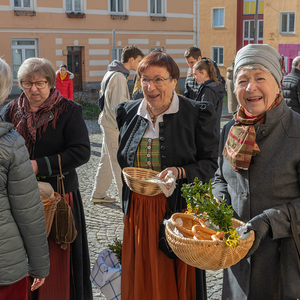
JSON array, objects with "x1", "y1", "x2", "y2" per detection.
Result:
[
  {"x1": 292, "y1": 56, "x2": 300, "y2": 68},
  {"x1": 18, "y1": 57, "x2": 56, "y2": 89},
  {"x1": 0, "y1": 57, "x2": 12, "y2": 104},
  {"x1": 234, "y1": 63, "x2": 277, "y2": 92}
]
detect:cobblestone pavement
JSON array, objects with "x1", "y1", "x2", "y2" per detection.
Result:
[{"x1": 77, "y1": 119, "x2": 224, "y2": 300}]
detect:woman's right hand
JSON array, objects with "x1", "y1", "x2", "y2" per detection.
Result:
[{"x1": 30, "y1": 160, "x2": 39, "y2": 175}]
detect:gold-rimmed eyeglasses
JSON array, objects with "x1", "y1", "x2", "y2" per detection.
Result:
[
  {"x1": 21, "y1": 81, "x2": 48, "y2": 89},
  {"x1": 140, "y1": 76, "x2": 172, "y2": 87}
]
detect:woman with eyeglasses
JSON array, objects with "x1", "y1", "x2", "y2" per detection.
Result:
[
  {"x1": 0, "y1": 57, "x2": 92, "y2": 300},
  {"x1": 193, "y1": 58, "x2": 224, "y2": 132},
  {"x1": 116, "y1": 52, "x2": 219, "y2": 300}
]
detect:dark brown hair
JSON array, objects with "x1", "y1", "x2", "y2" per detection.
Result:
[
  {"x1": 193, "y1": 58, "x2": 219, "y2": 85},
  {"x1": 121, "y1": 45, "x2": 144, "y2": 63},
  {"x1": 184, "y1": 46, "x2": 202, "y2": 59},
  {"x1": 137, "y1": 52, "x2": 180, "y2": 80}
]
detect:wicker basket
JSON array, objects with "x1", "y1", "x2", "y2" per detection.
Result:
[
  {"x1": 42, "y1": 192, "x2": 61, "y2": 237},
  {"x1": 165, "y1": 213, "x2": 255, "y2": 270},
  {"x1": 122, "y1": 167, "x2": 163, "y2": 196}
]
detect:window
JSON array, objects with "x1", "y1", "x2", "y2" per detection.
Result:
[
  {"x1": 212, "y1": 47, "x2": 224, "y2": 65},
  {"x1": 244, "y1": 0, "x2": 264, "y2": 15},
  {"x1": 11, "y1": 39, "x2": 38, "y2": 80},
  {"x1": 112, "y1": 48, "x2": 123, "y2": 61},
  {"x1": 110, "y1": 0, "x2": 124, "y2": 13},
  {"x1": 212, "y1": 8, "x2": 224, "y2": 28},
  {"x1": 14, "y1": 0, "x2": 31, "y2": 9},
  {"x1": 150, "y1": 0, "x2": 162, "y2": 15},
  {"x1": 243, "y1": 20, "x2": 263, "y2": 45},
  {"x1": 280, "y1": 12, "x2": 295, "y2": 34},
  {"x1": 66, "y1": 0, "x2": 81, "y2": 12}
]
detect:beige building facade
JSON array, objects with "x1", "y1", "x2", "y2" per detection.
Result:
[{"x1": 0, "y1": 0, "x2": 200, "y2": 95}]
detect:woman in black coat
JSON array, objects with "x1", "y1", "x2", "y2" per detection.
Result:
[
  {"x1": 193, "y1": 58, "x2": 224, "y2": 131},
  {"x1": 0, "y1": 57, "x2": 92, "y2": 300},
  {"x1": 116, "y1": 52, "x2": 219, "y2": 300}
]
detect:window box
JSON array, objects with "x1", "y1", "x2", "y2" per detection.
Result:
[{"x1": 66, "y1": 12, "x2": 86, "y2": 18}]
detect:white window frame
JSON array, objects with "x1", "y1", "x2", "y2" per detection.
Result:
[
  {"x1": 12, "y1": 0, "x2": 33, "y2": 10},
  {"x1": 149, "y1": 0, "x2": 164, "y2": 16},
  {"x1": 243, "y1": 0, "x2": 263, "y2": 15},
  {"x1": 211, "y1": 47, "x2": 224, "y2": 66},
  {"x1": 11, "y1": 38, "x2": 38, "y2": 81},
  {"x1": 65, "y1": 0, "x2": 82, "y2": 12},
  {"x1": 243, "y1": 19, "x2": 263, "y2": 44},
  {"x1": 110, "y1": 0, "x2": 125, "y2": 14},
  {"x1": 212, "y1": 8, "x2": 225, "y2": 28},
  {"x1": 280, "y1": 11, "x2": 295, "y2": 34}
]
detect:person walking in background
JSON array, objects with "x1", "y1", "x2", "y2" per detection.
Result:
[
  {"x1": 183, "y1": 46, "x2": 225, "y2": 100},
  {"x1": 117, "y1": 52, "x2": 219, "y2": 300},
  {"x1": 55, "y1": 64, "x2": 74, "y2": 100},
  {"x1": 90, "y1": 45, "x2": 144, "y2": 204},
  {"x1": 0, "y1": 58, "x2": 49, "y2": 299},
  {"x1": 183, "y1": 46, "x2": 202, "y2": 99},
  {"x1": 282, "y1": 56, "x2": 300, "y2": 113},
  {"x1": 193, "y1": 58, "x2": 224, "y2": 131},
  {"x1": 226, "y1": 61, "x2": 238, "y2": 113},
  {"x1": 213, "y1": 44, "x2": 300, "y2": 299},
  {"x1": 0, "y1": 57, "x2": 92, "y2": 300}
]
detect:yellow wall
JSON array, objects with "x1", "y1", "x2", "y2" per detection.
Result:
[
  {"x1": 199, "y1": 0, "x2": 237, "y2": 78},
  {"x1": 264, "y1": 1, "x2": 300, "y2": 50}
]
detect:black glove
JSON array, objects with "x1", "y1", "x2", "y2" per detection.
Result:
[{"x1": 244, "y1": 212, "x2": 271, "y2": 258}]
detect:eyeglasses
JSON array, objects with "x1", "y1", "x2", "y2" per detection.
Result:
[
  {"x1": 140, "y1": 76, "x2": 172, "y2": 87},
  {"x1": 21, "y1": 81, "x2": 48, "y2": 89}
]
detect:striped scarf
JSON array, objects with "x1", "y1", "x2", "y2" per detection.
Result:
[{"x1": 223, "y1": 93, "x2": 282, "y2": 171}]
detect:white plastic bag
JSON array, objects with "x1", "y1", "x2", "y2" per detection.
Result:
[{"x1": 90, "y1": 247, "x2": 121, "y2": 300}]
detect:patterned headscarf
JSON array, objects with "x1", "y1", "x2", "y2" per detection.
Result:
[{"x1": 8, "y1": 88, "x2": 71, "y2": 156}]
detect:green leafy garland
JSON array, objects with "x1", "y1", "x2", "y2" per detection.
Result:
[
  {"x1": 108, "y1": 237, "x2": 122, "y2": 265},
  {"x1": 181, "y1": 178, "x2": 239, "y2": 247}
]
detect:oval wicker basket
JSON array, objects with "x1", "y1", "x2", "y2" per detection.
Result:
[
  {"x1": 42, "y1": 192, "x2": 61, "y2": 237},
  {"x1": 165, "y1": 213, "x2": 255, "y2": 270},
  {"x1": 122, "y1": 167, "x2": 163, "y2": 196}
]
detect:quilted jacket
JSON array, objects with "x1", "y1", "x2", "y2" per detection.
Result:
[{"x1": 0, "y1": 120, "x2": 49, "y2": 285}]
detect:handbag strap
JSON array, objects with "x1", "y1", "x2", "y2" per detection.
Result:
[
  {"x1": 57, "y1": 154, "x2": 66, "y2": 198},
  {"x1": 287, "y1": 203, "x2": 300, "y2": 271},
  {"x1": 103, "y1": 72, "x2": 118, "y2": 94}
]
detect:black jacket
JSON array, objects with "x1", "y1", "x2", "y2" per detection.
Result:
[
  {"x1": 282, "y1": 68, "x2": 300, "y2": 113},
  {"x1": 116, "y1": 95, "x2": 219, "y2": 215},
  {"x1": 1, "y1": 98, "x2": 90, "y2": 193},
  {"x1": 195, "y1": 79, "x2": 225, "y2": 131}
]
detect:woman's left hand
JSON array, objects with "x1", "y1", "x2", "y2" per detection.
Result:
[
  {"x1": 159, "y1": 167, "x2": 186, "y2": 180},
  {"x1": 31, "y1": 160, "x2": 39, "y2": 175},
  {"x1": 31, "y1": 278, "x2": 45, "y2": 291}
]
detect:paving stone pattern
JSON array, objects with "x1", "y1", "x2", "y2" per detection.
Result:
[{"x1": 78, "y1": 120, "x2": 224, "y2": 300}]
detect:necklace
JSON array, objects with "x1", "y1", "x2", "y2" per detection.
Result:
[{"x1": 147, "y1": 104, "x2": 171, "y2": 124}]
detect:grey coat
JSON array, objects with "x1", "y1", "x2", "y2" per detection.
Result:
[
  {"x1": 0, "y1": 121, "x2": 49, "y2": 285},
  {"x1": 213, "y1": 100, "x2": 300, "y2": 300}
]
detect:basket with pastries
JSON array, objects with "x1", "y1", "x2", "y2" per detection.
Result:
[{"x1": 165, "y1": 178, "x2": 255, "y2": 270}]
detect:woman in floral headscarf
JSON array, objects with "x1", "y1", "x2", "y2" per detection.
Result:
[
  {"x1": 0, "y1": 57, "x2": 92, "y2": 300},
  {"x1": 213, "y1": 44, "x2": 300, "y2": 299}
]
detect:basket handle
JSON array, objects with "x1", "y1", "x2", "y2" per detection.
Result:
[{"x1": 57, "y1": 154, "x2": 66, "y2": 198}]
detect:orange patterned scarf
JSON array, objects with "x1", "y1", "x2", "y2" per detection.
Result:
[{"x1": 223, "y1": 93, "x2": 282, "y2": 171}]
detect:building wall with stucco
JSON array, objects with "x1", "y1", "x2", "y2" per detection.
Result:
[{"x1": 0, "y1": 0, "x2": 199, "y2": 95}]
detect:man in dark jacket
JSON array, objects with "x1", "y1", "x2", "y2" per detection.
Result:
[
  {"x1": 183, "y1": 46, "x2": 225, "y2": 99},
  {"x1": 282, "y1": 56, "x2": 300, "y2": 113}
]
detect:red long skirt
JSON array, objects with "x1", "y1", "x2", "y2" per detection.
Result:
[
  {"x1": 28, "y1": 193, "x2": 74, "y2": 300},
  {"x1": 121, "y1": 192, "x2": 196, "y2": 300},
  {"x1": 0, "y1": 277, "x2": 27, "y2": 300}
]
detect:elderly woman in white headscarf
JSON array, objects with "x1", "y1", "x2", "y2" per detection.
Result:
[{"x1": 213, "y1": 44, "x2": 300, "y2": 299}]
